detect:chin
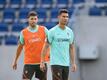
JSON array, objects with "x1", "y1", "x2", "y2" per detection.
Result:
[
  {"x1": 31, "y1": 24, "x2": 35, "y2": 26},
  {"x1": 63, "y1": 23, "x2": 67, "y2": 25}
]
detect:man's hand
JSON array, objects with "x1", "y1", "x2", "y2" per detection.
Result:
[
  {"x1": 40, "y1": 62, "x2": 46, "y2": 72},
  {"x1": 12, "y1": 61, "x2": 17, "y2": 70},
  {"x1": 71, "y1": 63, "x2": 77, "y2": 72}
]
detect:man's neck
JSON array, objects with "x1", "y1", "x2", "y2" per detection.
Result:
[
  {"x1": 29, "y1": 25, "x2": 37, "y2": 29},
  {"x1": 58, "y1": 23, "x2": 66, "y2": 30}
]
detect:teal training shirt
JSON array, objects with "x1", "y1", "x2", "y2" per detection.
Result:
[
  {"x1": 48, "y1": 25, "x2": 74, "y2": 66},
  {"x1": 19, "y1": 25, "x2": 48, "y2": 44}
]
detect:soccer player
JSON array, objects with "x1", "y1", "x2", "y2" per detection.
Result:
[
  {"x1": 12, "y1": 11, "x2": 49, "y2": 80},
  {"x1": 40, "y1": 9, "x2": 77, "y2": 80}
]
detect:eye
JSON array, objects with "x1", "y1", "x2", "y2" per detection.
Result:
[
  {"x1": 35, "y1": 18, "x2": 37, "y2": 20},
  {"x1": 30, "y1": 18, "x2": 33, "y2": 20}
]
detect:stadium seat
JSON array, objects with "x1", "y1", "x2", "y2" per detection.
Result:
[
  {"x1": 11, "y1": 23, "x2": 24, "y2": 32},
  {"x1": 25, "y1": 0, "x2": 38, "y2": 9},
  {"x1": 18, "y1": 8, "x2": 30, "y2": 22},
  {"x1": 89, "y1": 6, "x2": 102, "y2": 16},
  {"x1": 21, "y1": 22, "x2": 29, "y2": 28},
  {"x1": 95, "y1": 0, "x2": 107, "y2": 7},
  {"x1": 0, "y1": 40, "x2": 1, "y2": 45},
  {"x1": 40, "y1": 0, "x2": 53, "y2": 8},
  {"x1": 0, "y1": 23, "x2": 8, "y2": 32},
  {"x1": 0, "y1": 39, "x2": 2, "y2": 45},
  {"x1": 105, "y1": 9, "x2": 107, "y2": 15},
  {"x1": 95, "y1": 0, "x2": 107, "y2": 3},
  {"x1": 72, "y1": 0, "x2": 85, "y2": 4},
  {"x1": 0, "y1": 23, "x2": 8, "y2": 39},
  {"x1": 3, "y1": 8, "x2": 15, "y2": 23},
  {"x1": 67, "y1": 7, "x2": 75, "y2": 17},
  {"x1": 0, "y1": 0, "x2": 6, "y2": 9},
  {"x1": 36, "y1": 8, "x2": 47, "y2": 22},
  {"x1": 50, "y1": 8, "x2": 59, "y2": 22},
  {"x1": 4, "y1": 35, "x2": 18, "y2": 45},
  {"x1": 72, "y1": 0, "x2": 85, "y2": 7},
  {"x1": 0, "y1": 35, "x2": 4, "y2": 45},
  {"x1": 56, "y1": 0, "x2": 68, "y2": 8},
  {"x1": 44, "y1": 22, "x2": 56, "y2": 29},
  {"x1": 10, "y1": 0, "x2": 22, "y2": 9}
]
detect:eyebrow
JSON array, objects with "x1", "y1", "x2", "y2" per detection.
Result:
[{"x1": 62, "y1": 15, "x2": 69, "y2": 17}]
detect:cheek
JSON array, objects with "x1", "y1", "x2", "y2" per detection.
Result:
[
  {"x1": 61, "y1": 18, "x2": 65, "y2": 21},
  {"x1": 32, "y1": 19, "x2": 38, "y2": 23},
  {"x1": 59, "y1": 17, "x2": 63, "y2": 20},
  {"x1": 66, "y1": 18, "x2": 68, "y2": 21},
  {"x1": 29, "y1": 20, "x2": 33, "y2": 23},
  {"x1": 32, "y1": 20, "x2": 37, "y2": 23},
  {"x1": 29, "y1": 21, "x2": 34, "y2": 24},
  {"x1": 34, "y1": 20, "x2": 37, "y2": 22},
  {"x1": 35, "y1": 18, "x2": 38, "y2": 22}
]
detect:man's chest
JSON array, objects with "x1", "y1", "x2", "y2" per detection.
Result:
[{"x1": 53, "y1": 31, "x2": 70, "y2": 42}]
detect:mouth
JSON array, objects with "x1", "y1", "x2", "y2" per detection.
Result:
[
  {"x1": 31, "y1": 22, "x2": 35, "y2": 25},
  {"x1": 30, "y1": 23, "x2": 35, "y2": 27},
  {"x1": 64, "y1": 21, "x2": 67, "y2": 23}
]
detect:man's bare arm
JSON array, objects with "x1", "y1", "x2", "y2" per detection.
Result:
[
  {"x1": 12, "y1": 43, "x2": 23, "y2": 70},
  {"x1": 70, "y1": 43, "x2": 75, "y2": 64},
  {"x1": 40, "y1": 41, "x2": 50, "y2": 71},
  {"x1": 70, "y1": 43, "x2": 77, "y2": 72},
  {"x1": 41, "y1": 41, "x2": 50, "y2": 63}
]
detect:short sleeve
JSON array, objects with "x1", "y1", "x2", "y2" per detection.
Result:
[
  {"x1": 69, "y1": 30, "x2": 74, "y2": 44},
  {"x1": 44, "y1": 27, "x2": 48, "y2": 38},
  {"x1": 48, "y1": 30, "x2": 54, "y2": 44},
  {"x1": 19, "y1": 31, "x2": 24, "y2": 44}
]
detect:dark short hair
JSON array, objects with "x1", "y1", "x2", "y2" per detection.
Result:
[
  {"x1": 58, "y1": 9, "x2": 68, "y2": 15},
  {"x1": 27, "y1": 11, "x2": 38, "y2": 18}
]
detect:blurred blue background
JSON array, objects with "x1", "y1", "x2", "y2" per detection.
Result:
[{"x1": 0, "y1": 0, "x2": 107, "y2": 80}]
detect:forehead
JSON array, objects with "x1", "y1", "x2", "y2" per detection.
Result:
[
  {"x1": 60, "y1": 13, "x2": 69, "y2": 16},
  {"x1": 29, "y1": 16, "x2": 38, "y2": 19}
]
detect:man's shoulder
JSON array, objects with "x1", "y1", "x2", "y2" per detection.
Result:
[
  {"x1": 66, "y1": 26, "x2": 71, "y2": 30},
  {"x1": 38, "y1": 25, "x2": 48, "y2": 31},
  {"x1": 49, "y1": 25, "x2": 57, "y2": 32},
  {"x1": 38, "y1": 25, "x2": 45, "y2": 28},
  {"x1": 66, "y1": 26, "x2": 73, "y2": 33}
]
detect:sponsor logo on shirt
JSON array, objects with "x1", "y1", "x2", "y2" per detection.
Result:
[
  {"x1": 28, "y1": 38, "x2": 41, "y2": 43},
  {"x1": 57, "y1": 38, "x2": 69, "y2": 42}
]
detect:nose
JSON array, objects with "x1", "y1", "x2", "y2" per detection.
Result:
[
  {"x1": 32, "y1": 19, "x2": 36, "y2": 22},
  {"x1": 64, "y1": 18, "x2": 68, "y2": 21}
]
